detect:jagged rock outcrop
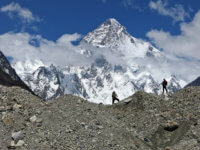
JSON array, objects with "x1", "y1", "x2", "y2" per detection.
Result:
[
  {"x1": 23, "y1": 65, "x2": 64, "y2": 100},
  {"x1": 0, "y1": 51, "x2": 33, "y2": 93}
]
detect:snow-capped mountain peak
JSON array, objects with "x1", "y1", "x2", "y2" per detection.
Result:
[
  {"x1": 104, "y1": 18, "x2": 121, "y2": 26},
  {"x1": 81, "y1": 18, "x2": 131, "y2": 49},
  {"x1": 12, "y1": 18, "x2": 186, "y2": 104},
  {"x1": 81, "y1": 18, "x2": 160, "y2": 59}
]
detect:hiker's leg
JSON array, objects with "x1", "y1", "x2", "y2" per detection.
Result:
[{"x1": 162, "y1": 86, "x2": 164, "y2": 94}]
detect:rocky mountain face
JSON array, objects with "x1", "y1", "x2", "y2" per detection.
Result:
[
  {"x1": 81, "y1": 18, "x2": 161, "y2": 58},
  {"x1": 12, "y1": 18, "x2": 186, "y2": 103},
  {"x1": 0, "y1": 85, "x2": 200, "y2": 149},
  {"x1": 186, "y1": 76, "x2": 200, "y2": 87},
  {"x1": 21, "y1": 65, "x2": 64, "y2": 100},
  {"x1": 0, "y1": 51, "x2": 32, "y2": 93}
]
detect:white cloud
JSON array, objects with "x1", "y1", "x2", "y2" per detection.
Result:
[
  {"x1": 147, "y1": 10, "x2": 200, "y2": 60},
  {"x1": 0, "y1": 29, "x2": 198, "y2": 83},
  {"x1": 0, "y1": 32, "x2": 92, "y2": 66},
  {"x1": 149, "y1": 0, "x2": 190, "y2": 22},
  {"x1": 122, "y1": 0, "x2": 143, "y2": 11},
  {"x1": 146, "y1": 10, "x2": 200, "y2": 82},
  {"x1": 123, "y1": 0, "x2": 133, "y2": 7},
  {"x1": 1, "y1": 2, "x2": 40, "y2": 23},
  {"x1": 0, "y1": 32, "x2": 125, "y2": 68}
]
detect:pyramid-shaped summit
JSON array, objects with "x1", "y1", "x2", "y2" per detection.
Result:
[
  {"x1": 103, "y1": 18, "x2": 121, "y2": 26},
  {"x1": 81, "y1": 18, "x2": 161, "y2": 59},
  {"x1": 81, "y1": 18, "x2": 133, "y2": 49}
]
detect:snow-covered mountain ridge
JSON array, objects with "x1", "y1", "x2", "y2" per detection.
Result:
[
  {"x1": 12, "y1": 18, "x2": 187, "y2": 104},
  {"x1": 81, "y1": 18, "x2": 161, "y2": 59}
]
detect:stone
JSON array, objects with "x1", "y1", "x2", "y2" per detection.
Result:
[
  {"x1": 40, "y1": 102, "x2": 45, "y2": 106},
  {"x1": 66, "y1": 128, "x2": 73, "y2": 133},
  {"x1": 6, "y1": 105, "x2": 13, "y2": 111},
  {"x1": 165, "y1": 146, "x2": 170, "y2": 150},
  {"x1": 36, "y1": 110, "x2": 42, "y2": 115},
  {"x1": 7, "y1": 145, "x2": 16, "y2": 149},
  {"x1": 97, "y1": 125, "x2": 104, "y2": 129},
  {"x1": 36, "y1": 118, "x2": 43, "y2": 123},
  {"x1": 16, "y1": 140, "x2": 25, "y2": 146},
  {"x1": 144, "y1": 137, "x2": 150, "y2": 142},
  {"x1": 30, "y1": 115, "x2": 37, "y2": 123},
  {"x1": 11, "y1": 140, "x2": 25, "y2": 147},
  {"x1": 0, "y1": 106, "x2": 6, "y2": 112},
  {"x1": 12, "y1": 131, "x2": 24, "y2": 141},
  {"x1": 77, "y1": 99, "x2": 82, "y2": 103},
  {"x1": 13, "y1": 104, "x2": 22, "y2": 110},
  {"x1": 36, "y1": 123, "x2": 42, "y2": 127},
  {"x1": 85, "y1": 125, "x2": 89, "y2": 129},
  {"x1": 13, "y1": 98, "x2": 20, "y2": 104},
  {"x1": 164, "y1": 121, "x2": 179, "y2": 132},
  {"x1": 2, "y1": 116, "x2": 14, "y2": 126},
  {"x1": 81, "y1": 122, "x2": 85, "y2": 126},
  {"x1": 24, "y1": 122, "x2": 31, "y2": 127},
  {"x1": 23, "y1": 109, "x2": 29, "y2": 116}
]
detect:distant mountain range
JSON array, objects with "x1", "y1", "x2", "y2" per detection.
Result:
[{"x1": 10, "y1": 18, "x2": 186, "y2": 104}]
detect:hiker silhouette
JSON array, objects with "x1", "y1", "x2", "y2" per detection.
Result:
[
  {"x1": 112, "y1": 91, "x2": 119, "y2": 104},
  {"x1": 162, "y1": 79, "x2": 168, "y2": 94}
]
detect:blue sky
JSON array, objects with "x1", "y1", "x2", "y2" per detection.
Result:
[
  {"x1": 0, "y1": 0, "x2": 200, "y2": 81},
  {"x1": 0, "y1": 0, "x2": 199, "y2": 40}
]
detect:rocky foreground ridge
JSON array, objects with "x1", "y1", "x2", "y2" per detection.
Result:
[{"x1": 0, "y1": 85, "x2": 200, "y2": 150}]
